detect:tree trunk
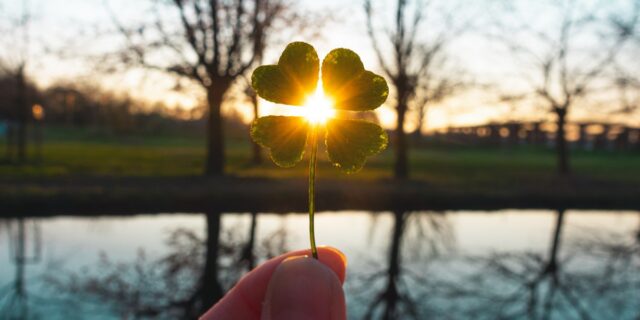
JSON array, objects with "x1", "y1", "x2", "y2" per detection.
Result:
[
  {"x1": 14, "y1": 218, "x2": 28, "y2": 319},
  {"x1": 394, "y1": 92, "x2": 409, "y2": 179},
  {"x1": 200, "y1": 212, "x2": 224, "y2": 315},
  {"x1": 6, "y1": 122, "x2": 15, "y2": 162},
  {"x1": 241, "y1": 211, "x2": 258, "y2": 270},
  {"x1": 250, "y1": 92, "x2": 262, "y2": 165},
  {"x1": 555, "y1": 108, "x2": 570, "y2": 175},
  {"x1": 35, "y1": 121, "x2": 43, "y2": 163},
  {"x1": 364, "y1": 211, "x2": 407, "y2": 320},
  {"x1": 16, "y1": 69, "x2": 28, "y2": 164},
  {"x1": 635, "y1": 212, "x2": 640, "y2": 244},
  {"x1": 384, "y1": 211, "x2": 406, "y2": 319},
  {"x1": 412, "y1": 104, "x2": 426, "y2": 142},
  {"x1": 205, "y1": 84, "x2": 228, "y2": 176},
  {"x1": 545, "y1": 209, "x2": 565, "y2": 274}
]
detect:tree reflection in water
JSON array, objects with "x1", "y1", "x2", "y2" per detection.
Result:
[
  {"x1": 2, "y1": 210, "x2": 638, "y2": 319},
  {"x1": 0, "y1": 218, "x2": 42, "y2": 320},
  {"x1": 350, "y1": 210, "x2": 639, "y2": 320},
  {"x1": 437, "y1": 210, "x2": 640, "y2": 320},
  {"x1": 564, "y1": 212, "x2": 640, "y2": 320},
  {"x1": 43, "y1": 211, "x2": 288, "y2": 319},
  {"x1": 353, "y1": 211, "x2": 454, "y2": 320}
]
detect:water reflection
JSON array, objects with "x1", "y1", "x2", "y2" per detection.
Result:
[
  {"x1": 354, "y1": 211, "x2": 453, "y2": 320},
  {"x1": 434, "y1": 210, "x2": 640, "y2": 319},
  {"x1": 32, "y1": 213, "x2": 287, "y2": 319},
  {"x1": 239, "y1": 212, "x2": 259, "y2": 271},
  {"x1": 440, "y1": 210, "x2": 571, "y2": 319},
  {"x1": 0, "y1": 219, "x2": 41, "y2": 319},
  {"x1": 365, "y1": 211, "x2": 413, "y2": 319},
  {"x1": 199, "y1": 211, "x2": 223, "y2": 316},
  {"x1": 0, "y1": 210, "x2": 638, "y2": 319}
]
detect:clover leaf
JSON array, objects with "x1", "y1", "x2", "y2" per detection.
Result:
[
  {"x1": 251, "y1": 42, "x2": 319, "y2": 106},
  {"x1": 322, "y1": 48, "x2": 389, "y2": 111},
  {"x1": 251, "y1": 116, "x2": 308, "y2": 168},
  {"x1": 250, "y1": 41, "x2": 389, "y2": 259},
  {"x1": 251, "y1": 42, "x2": 389, "y2": 173},
  {"x1": 325, "y1": 118, "x2": 388, "y2": 173}
]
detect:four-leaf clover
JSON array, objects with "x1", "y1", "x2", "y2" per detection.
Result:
[{"x1": 251, "y1": 41, "x2": 389, "y2": 173}]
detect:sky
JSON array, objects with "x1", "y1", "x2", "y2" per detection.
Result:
[{"x1": 0, "y1": 0, "x2": 638, "y2": 131}]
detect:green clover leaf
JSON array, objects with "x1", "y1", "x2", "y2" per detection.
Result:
[
  {"x1": 251, "y1": 116, "x2": 308, "y2": 168},
  {"x1": 322, "y1": 48, "x2": 389, "y2": 111},
  {"x1": 326, "y1": 119, "x2": 388, "y2": 173},
  {"x1": 251, "y1": 42, "x2": 319, "y2": 106},
  {"x1": 250, "y1": 42, "x2": 389, "y2": 173},
  {"x1": 250, "y1": 41, "x2": 389, "y2": 259}
]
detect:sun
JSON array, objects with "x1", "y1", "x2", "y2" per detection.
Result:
[{"x1": 303, "y1": 88, "x2": 336, "y2": 125}]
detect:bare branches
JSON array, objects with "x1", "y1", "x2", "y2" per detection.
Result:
[
  {"x1": 494, "y1": 0, "x2": 639, "y2": 112},
  {"x1": 412, "y1": 55, "x2": 473, "y2": 135},
  {"x1": 364, "y1": 0, "x2": 472, "y2": 108},
  {"x1": 364, "y1": 0, "x2": 474, "y2": 177},
  {"x1": 364, "y1": 0, "x2": 393, "y2": 76},
  {"x1": 102, "y1": 0, "x2": 311, "y2": 175},
  {"x1": 612, "y1": 73, "x2": 640, "y2": 115},
  {"x1": 0, "y1": 0, "x2": 31, "y2": 77},
  {"x1": 173, "y1": 0, "x2": 203, "y2": 61},
  {"x1": 225, "y1": 0, "x2": 244, "y2": 73},
  {"x1": 107, "y1": 0, "x2": 297, "y2": 89},
  {"x1": 209, "y1": 0, "x2": 221, "y2": 73}
]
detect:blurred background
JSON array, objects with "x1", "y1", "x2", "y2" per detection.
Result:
[{"x1": 0, "y1": 0, "x2": 639, "y2": 319}]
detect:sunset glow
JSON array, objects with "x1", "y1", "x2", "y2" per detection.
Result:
[
  {"x1": 0, "y1": 0, "x2": 637, "y2": 317},
  {"x1": 303, "y1": 89, "x2": 336, "y2": 125}
]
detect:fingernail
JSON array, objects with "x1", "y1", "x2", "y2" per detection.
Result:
[
  {"x1": 283, "y1": 255, "x2": 308, "y2": 262},
  {"x1": 318, "y1": 246, "x2": 348, "y2": 268},
  {"x1": 261, "y1": 256, "x2": 346, "y2": 320}
]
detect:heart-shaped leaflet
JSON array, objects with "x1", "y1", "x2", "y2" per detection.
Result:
[
  {"x1": 251, "y1": 116, "x2": 309, "y2": 168},
  {"x1": 251, "y1": 42, "x2": 319, "y2": 106},
  {"x1": 321, "y1": 48, "x2": 389, "y2": 111}
]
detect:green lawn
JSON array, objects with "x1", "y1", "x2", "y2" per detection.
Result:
[{"x1": 1, "y1": 126, "x2": 639, "y2": 187}]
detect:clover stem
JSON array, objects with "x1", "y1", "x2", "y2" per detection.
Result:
[{"x1": 308, "y1": 124, "x2": 319, "y2": 259}]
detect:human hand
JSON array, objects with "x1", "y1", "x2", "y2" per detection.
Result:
[{"x1": 200, "y1": 246, "x2": 347, "y2": 320}]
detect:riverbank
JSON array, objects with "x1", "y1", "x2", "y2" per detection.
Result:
[
  {"x1": 2, "y1": 127, "x2": 639, "y2": 215},
  {"x1": 2, "y1": 175, "x2": 639, "y2": 216}
]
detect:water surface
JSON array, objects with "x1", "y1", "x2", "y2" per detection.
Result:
[{"x1": 1, "y1": 210, "x2": 638, "y2": 319}]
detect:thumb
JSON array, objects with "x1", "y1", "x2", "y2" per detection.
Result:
[{"x1": 261, "y1": 256, "x2": 347, "y2": 320}]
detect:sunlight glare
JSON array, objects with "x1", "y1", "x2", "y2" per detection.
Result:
[{"x1": 303, "y1": 89, "x2": 336, "y2": 125}]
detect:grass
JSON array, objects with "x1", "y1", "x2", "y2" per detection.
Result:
[{"x1": 1, "y1": 126, "x2": 639, "y2": 188}]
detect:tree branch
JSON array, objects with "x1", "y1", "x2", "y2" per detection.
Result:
[{"x1": 364, "y1": 0, "x2": 394, "y2": 77}]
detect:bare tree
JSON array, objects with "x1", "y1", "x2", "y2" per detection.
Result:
[
  {"x1": 491, "y1": 0, "x2": 639, "y2": 175},
  {"x1": 612, "y1": 47, "x2": 640, "y2": 119},
  {"x1": 0, "y1": 0, "x2": 32, "y2": 164},
  {"x1": 364, "y1": 0, "x2": 472, "y2": 179},
  {"x1": 107, "y1": 0, "x2": 295, "y2": 176},
  {"x1": 411, "y1": 60, "x2": 472, "y2": 140},
  {"x1": 613, "y1": 76, "x2": 639, "y2": 116}
]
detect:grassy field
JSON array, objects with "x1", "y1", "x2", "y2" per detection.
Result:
[{"x1": 1, "y1": 126, "x2": 639, "y2": 188}]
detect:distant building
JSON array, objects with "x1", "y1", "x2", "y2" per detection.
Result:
[{"x1": 420, "y1": 121, "x2": 640, "y2": 151}]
